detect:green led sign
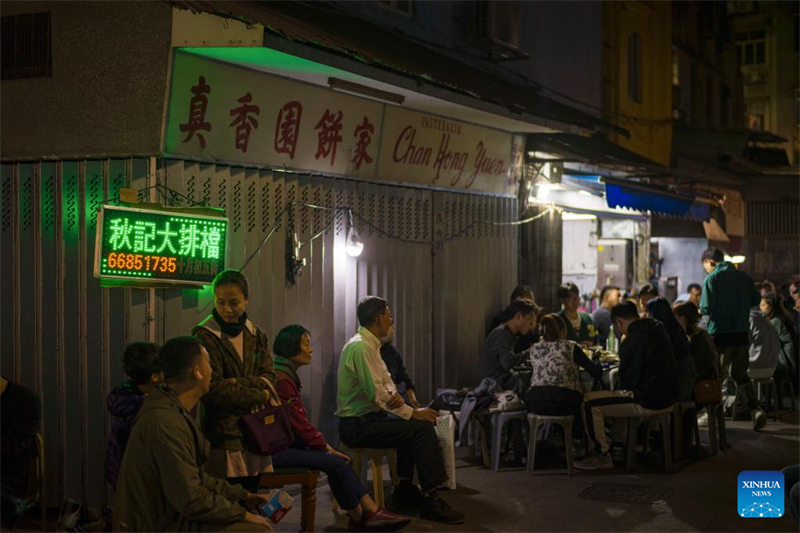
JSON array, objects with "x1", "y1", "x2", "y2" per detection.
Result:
[{"x1": 94, "y1": 205, "x2": 228, "y2": 285}]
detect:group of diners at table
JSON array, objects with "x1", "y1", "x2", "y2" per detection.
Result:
[{"x1": 479, "y1": 247, "x2": 798, "y2": 472}]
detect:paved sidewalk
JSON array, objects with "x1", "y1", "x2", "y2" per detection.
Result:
[{"x1": 279, "y1": 410, "x2": 799, "y2": 532}]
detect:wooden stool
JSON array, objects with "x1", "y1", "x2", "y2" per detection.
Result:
[
  {"x1": 339, "y1": 445, "x2": 398, "y2": 508},
  {"x1": 527, "y1": 414, "x2": 575, "y2": 476},
  {"x1": 259, "y1": 468, "x2": 318, "y2": 533}
]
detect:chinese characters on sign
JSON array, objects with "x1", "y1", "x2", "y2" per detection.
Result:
[
  {"x1": 179, "y1": 76, "x2": 212, "y2": 148},
  {"x1": 95, "y1": 206, "x2": 227, "y2": 285},
  {"x1": 166, "y1": 52, "x2": 517, "y2": 195},
  {"x1": 275, "y1": 101, "x2": 303, "y2": 158},
  {"x1": 229, "y1": 93, "x2": 260, "y2": 153}
]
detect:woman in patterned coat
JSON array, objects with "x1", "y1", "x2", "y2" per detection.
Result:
[{"x1": 526, "y1": 315, "x2": 602, "y2": 442}]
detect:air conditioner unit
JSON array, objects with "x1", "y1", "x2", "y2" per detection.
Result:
[{"x1": 476, "y1": 1, "x2": 520, "y2": 51}]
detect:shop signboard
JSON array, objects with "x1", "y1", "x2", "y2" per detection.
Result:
[
  {"x1": 94, "y1": 205, "x2": 228, "y2": 286},
  {"x1": 165, "y1": 52, "x2": 383, "y2": 180},
  {"x1": 164, "y1": 52, "x2": 518, "y2": 195},
  {"x1": 377, "y1": 107, "x2": 516, "y2": 195}
]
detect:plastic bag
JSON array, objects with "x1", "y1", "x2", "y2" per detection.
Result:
[{"x1": 435, "y1": 414, "x2": 457, "y2": 490}]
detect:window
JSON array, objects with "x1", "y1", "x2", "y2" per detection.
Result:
[
  {"x1": 721, "y1": 85, "x2": 730, "y2": 128},
  {"x1": 628, "y1": 33, "x2": 642, "y2": 104},
  {"x1": 706, "y1": 74, "x2": 714, "y2": 125},
  {"x1": 378, "y1": 0, "x2": 412, "y2": 16},
  {"x1": 735, "y1": 1, "x2": 760, "y2": 14},
  {"x1": 736, "y1": 29, "x2": 766, "y2": 66},
  {"x1": 672, "y1": 51, "x2": 680, "y2": 86},
  {"x1": 1, "y1": 12, "x2": 52, "y2": 80},
  {"x1": 748, "y1": 113, "x2": 764, "y2": 131}
]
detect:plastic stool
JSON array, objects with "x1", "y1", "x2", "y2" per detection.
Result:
[
  {"x1": 672, "y1": 401, "x2": 697, "y2": 462},
  {"x1": 527, "y1": 414, "x2": 575, "y2": 475},
  {"x1": 776, "y1": 379, "x2": 797, "y2": 411},
  {"x1": 619, "y1": 409, "x2": 673, "y2": 472},
  {"x1": 488, "y1": 410, "x2": 528, "y2": 471},
  {"x1": 338, "y1": 445, "x2": 398, "y2": 508},
  {"x1": 696, "y1": 402, "x2": 726, "y2": 454},
  {"x1": 754, "y1": 377, "x2": 778, "y2": 421}
]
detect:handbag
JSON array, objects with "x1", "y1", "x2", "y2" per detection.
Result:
[
  {"x1": 237, "y1": 380, "x2": 294, "y2": 456},
  {"x1": 693, "y1": 379, "x2": 722, "y2": 405}
]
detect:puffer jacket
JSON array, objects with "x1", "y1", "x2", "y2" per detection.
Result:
[{"x1": 105, "y1": 380, "x2": 145, "y2": 489}]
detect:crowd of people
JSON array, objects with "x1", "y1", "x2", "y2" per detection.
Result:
[
  {"x1": 104, "y1": 271, "x2": 465, "y2": 532},
  {"x1": 2, "y1": 247, "x2": 798, "y2": 531},
  {"x1": 478, "y1": 247, "x2": 799, "y2": 485}
]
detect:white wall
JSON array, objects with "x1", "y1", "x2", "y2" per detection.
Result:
[
  {"x1": 562, "y1": 218, "x2": 597, "y2": 297},
  {"x1": 654, "y1": 237, "x2": 708, "y2": 296}
]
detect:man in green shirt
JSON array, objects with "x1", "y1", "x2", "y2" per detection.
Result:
[
  {"x1": 337, "y1": 296, "x2": 464, "y2": 525},
  {"x1": 699, "y1": 248, "x2": 765, "y2": 431}
]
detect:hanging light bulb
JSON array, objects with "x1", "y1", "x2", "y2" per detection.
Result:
[{"x1": 346, "y1": 210, "x2": 364, "y2": 257}]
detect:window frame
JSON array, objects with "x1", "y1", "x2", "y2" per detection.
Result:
[{"x1": 627, "y1": 32, "x2": 643, "y2": 104}]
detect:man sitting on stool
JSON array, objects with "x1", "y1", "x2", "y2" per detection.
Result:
[
  {"x1": 577, "y1": 301, "x2": 678, "y2": 470},
  {"x1": 337, "y1": 296, "x2": 464, "y2": 525}
]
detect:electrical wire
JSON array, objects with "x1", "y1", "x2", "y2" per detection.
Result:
[{"x1": 111, "y1": 184, "x2": 555, "y2": 276}]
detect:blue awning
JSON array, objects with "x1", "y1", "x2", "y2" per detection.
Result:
[{"x1": 603, "y1": 179, "x2": 711, "y2": 221}]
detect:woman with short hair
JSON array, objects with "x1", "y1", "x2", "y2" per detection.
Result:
[{"x1": 271, "y1": 325, "x2": 410, "y2": 532}]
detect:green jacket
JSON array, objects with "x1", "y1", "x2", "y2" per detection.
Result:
[
  {"x1": 192, "y1": 316, "x2": 276, "y2": 451},
  {"x1": 556, "y1": 309, "x2": 598, "y2": 345},
  {"x1": 699, "y1": 262, "x2": 760, "y2": 335},
  {"x1": 112, "y1": 387, "x2": 249, "y2": 532}
]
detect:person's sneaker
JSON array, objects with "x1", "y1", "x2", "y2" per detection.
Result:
[
  {"x1": 348, "y1": 508, "x2": 411, "y2": 531},
  {"x1": 575, "y1": 453, "x2": 613, "y2": 471},
  {"x1": 697, "y1": 411, "x2": 709, "y2": 427},
  {"x1": 752, "y1": 409, "x2": 767, "y2": 431},
  {"x1": 420, "y1": 493, "x2": 464, "y2": 524},
  {"x1": 392, "y1": 480, "x2": 423, "y2": 509}
]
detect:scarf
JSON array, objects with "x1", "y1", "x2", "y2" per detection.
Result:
[
  {"x1": 274, "y1": 356, "x2": 301, "y2": 388},
  {"x1": 212, "y1": 308, "x2": 248, "y2": 337}
]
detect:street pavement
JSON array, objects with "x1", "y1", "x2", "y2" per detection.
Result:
[{"x1": 280, "y1": 409, "x2": 799, "y2": 532}]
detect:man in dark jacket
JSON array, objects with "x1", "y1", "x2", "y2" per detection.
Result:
[
  {"x1": 380, "y1": 325, "x2": 420, "y2": 407},
  {"x1": 113, "y1": 336, "x2": 272, "y2": 532},
  {"x1": 487, "y1": 285, "x2": 539, "y2": 353},
  {"x1": 479, "y1": 299, "x2": 540, "y2": 395},
  {"x1": 106, "y1": 342, "x2": 162, "y2": 490},
  {"x1": 577, "y1": 301, "x2": 678, "y2": 470},
  {"x1": 699, "y1": 247, "x2": 765, "y2": 430}
]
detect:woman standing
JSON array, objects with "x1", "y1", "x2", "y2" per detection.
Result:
[
  {"x1": 192, "y1": 270, "x2": 275, "y2": 493},
  {"x1": 271, "y1": 325, "x2": 410, "y2": 532}
]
